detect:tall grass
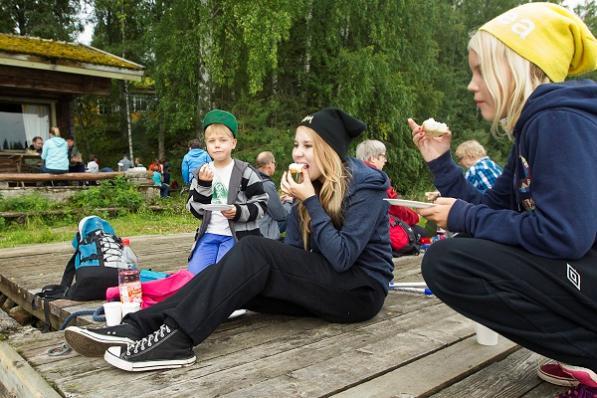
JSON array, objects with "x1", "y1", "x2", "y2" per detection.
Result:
[
  {"x1": 0, "y1": 212, "x2": 198, "y2": 249},
  {"x1": 0, "y1": 187, "x2": 199, "y2": 249}
]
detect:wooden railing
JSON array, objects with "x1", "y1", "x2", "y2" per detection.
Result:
[{"x1": 0, "y1": 172, "x2": 124, "y2": 182}]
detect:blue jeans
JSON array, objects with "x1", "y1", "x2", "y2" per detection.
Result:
[
  {"x1": 188, "y1": 233, "x2": 235, "y2": 275},
  {"x1": 41, "y1": 166, "x2": 68, "y2": 174},
  {"x1": 159, "y1": 183, "x2": 169, "y2": 198}
]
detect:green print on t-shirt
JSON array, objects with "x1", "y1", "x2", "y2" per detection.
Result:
[{"x1": 212, "y1": 176, "x2": 228, "y2": 204}]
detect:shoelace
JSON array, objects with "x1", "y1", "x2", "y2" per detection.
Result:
[
  {"x1": 126, "y1": 324, "x2": 171, "y2": 356},
  {"x1": 557, "y1": 384, "x2": 597, "y2": 398},
  {"x1": 96, "y1": 232, "x2": 123, "y2": 264}
]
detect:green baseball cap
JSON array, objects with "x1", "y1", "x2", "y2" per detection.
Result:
[{"x1": 202, "y1": 109, "x2": 238, "y2": 137}]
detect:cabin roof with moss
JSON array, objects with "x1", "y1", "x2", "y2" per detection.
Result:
[{"x1": 0, "y1": 33, "x2": 143, "y2": 70}]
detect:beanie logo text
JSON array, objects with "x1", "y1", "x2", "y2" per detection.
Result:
[
  {"x1": 496, "y1": 11, "x2": 535, "y2": 39},
  {"x1": 301, "y1": 115, "x2": 314, "y2": 124}
]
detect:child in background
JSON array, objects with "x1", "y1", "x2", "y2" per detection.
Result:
[
  {"x1": 454, "y1": 140, "x2": 502, "y2": 192},
  {"x1": 181, "y1": 139, "x2": 211, "y2": 185},
  {"x1": 151, "y1": 165, "x2": 169, "y2": 198},
  {"x1": 186, "y1": 109, "x2": 268, "y2": 275},
  {"x1": 86, "y1": 155, "x2": 99, "y2": 173}
]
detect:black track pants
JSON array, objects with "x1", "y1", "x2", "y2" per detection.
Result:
[
  {"x1": 126, "y1": 236, "x2": 386, "y2": 345},
  {"x1": 422, "y1": 238, "x2": 597, "y2": 370}
]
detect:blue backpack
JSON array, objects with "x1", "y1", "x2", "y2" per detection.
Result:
[
  {"x1": 35, "y1": 216, "x2": 168, "y2": 329},
  {"x1": 38, "y1": 216, "x2": 169, "y2": 301},
  {"x1": 53, "y1": 216, "x2": 125, "y2": 301}
]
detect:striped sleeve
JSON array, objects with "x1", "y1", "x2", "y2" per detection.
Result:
[
  {"x1": 232, "y1": 168, "x2": 268, "y2": 223},
  {"x1": 186, "y1": 177, "x2": 212, "y2": 220}
]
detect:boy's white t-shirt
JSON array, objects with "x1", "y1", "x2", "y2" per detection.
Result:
[
  {"x1": 206, "y1": 160, "x2": 234, "y2": 236},
  {"x1": 86, "y1": 161, "x2": 99, "y2": 173}
]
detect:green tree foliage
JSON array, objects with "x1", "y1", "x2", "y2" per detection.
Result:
[
  {"x1": 70, "y1": 0, "x2": 594, "y2": 196},
  {"x1": 0, "y1": 0, "x2": 82, "y2": 40}
]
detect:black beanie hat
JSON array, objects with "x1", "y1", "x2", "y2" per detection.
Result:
[{"x1": 298, "y1": 108, "x2": 366, "y2": 158}]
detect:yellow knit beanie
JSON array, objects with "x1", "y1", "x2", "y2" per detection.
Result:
[{"x1": 480, "y1": 2, "x2": 597, "y2": 82}]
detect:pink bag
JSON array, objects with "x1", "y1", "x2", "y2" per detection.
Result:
[{"x1": 106, "y1": 269, "x2": 195, "y2": 309}]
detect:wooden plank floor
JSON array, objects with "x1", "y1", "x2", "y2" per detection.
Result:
[{"x1": 0, "y1": 236, "x2": 567, "y2": 398}]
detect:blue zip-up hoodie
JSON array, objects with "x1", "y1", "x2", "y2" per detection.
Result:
[
  {"x1": 429, "y1": 80, "x2": 597, "y2": 260},
  {"x1": 181, "y1": 148, "x2": 211, "y2": 185},
  {"x1": 41, "y1": 136, "x2": 69, "y2": 171},
  {"x1": 285, "y1": 158, "x2": 394, "y2": 293}
]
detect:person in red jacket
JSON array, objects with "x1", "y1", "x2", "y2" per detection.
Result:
[{"x1": 356, "y1": 139, "x2": 424, "y2": 255}]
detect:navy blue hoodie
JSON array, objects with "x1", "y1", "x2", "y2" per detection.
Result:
[
  {"x1": 429, "y1": 80, "x2": 597, "y2": 260},
  {"x1": 285, "y1": 158, "x2": 394, "y2": 293}
]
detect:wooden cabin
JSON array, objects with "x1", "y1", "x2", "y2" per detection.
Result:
[{"x1": 0, "y1": 33, "x2": 143, "y2": 151}]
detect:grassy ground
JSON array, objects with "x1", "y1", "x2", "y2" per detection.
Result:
[{"x1": 0, "y1": 208, "x2": 198, "y2": 249}]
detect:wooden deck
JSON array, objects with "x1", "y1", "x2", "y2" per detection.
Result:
[{"x1": 0, "y1": 235, "x2": 566, "y2": 398}]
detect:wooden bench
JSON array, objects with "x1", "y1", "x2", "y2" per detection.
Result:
[
  {"x1": 0, "y1": 171, "x2": 124, "y2": 182},
  {"x1": 0, "y1": 152, "x2": 42, "y2": 174},
  {"x1": 0, "y1": 171, "x2": 125, "y2": 187}
]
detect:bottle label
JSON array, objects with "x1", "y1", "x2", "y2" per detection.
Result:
[{"x1": 120, "y1": 281, "x2": 142, "y2": 304}]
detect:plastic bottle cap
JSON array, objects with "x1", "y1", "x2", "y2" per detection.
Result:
[{"x1": 122, "y1": 238, "x2": 130, "y2": 246}]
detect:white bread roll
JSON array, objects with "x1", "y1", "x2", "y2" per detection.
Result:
[
  {"x1": 422, "y1": 118, "x2": 449, "y2": 137},
  {"x1": 288, "y1": 163, "x2": 304, "y2": 174},
  {"x1": 288, "y1": 163, "x2": 304, "y2": 183}
]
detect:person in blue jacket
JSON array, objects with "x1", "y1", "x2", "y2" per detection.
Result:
[
  {"x1": 64, "y1": 107, "x2": 394, "y2": 372},
  {"x1": 41, "y1": 127, "x2": 69, "y2": 174},
  {"x1": 408, "y1": 4, "x2": 597, "y2": 397},
  {"x1": 181, "y1": 138, "x2": 211, "y2": 185}
]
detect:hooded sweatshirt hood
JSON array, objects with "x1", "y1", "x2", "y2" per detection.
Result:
[
  {"x1": 516, "y1": 80, "x2": 597, "y2": 133},
  {"x1": 181, "y1": 147, "x2": 211, "y2": 184},
  {"x1": 347, "y1": 157, "x2": 390, "y2": 194},
  {"x1": 41, "y1": 136, "x2": 69, "y2": 171}
]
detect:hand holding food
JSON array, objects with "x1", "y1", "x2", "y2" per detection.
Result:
[
  {"x1": 288, "y1": 163, "x2": 305, "y2": 183},
  {"x1": 281, "y1": 164, "x2": 315, "y2": 202},
  {"x1": 197, "y1": 163, "x2": 214, "y2": 182},
  {"x1": 408, "y1": 118, "x2": 452, "y2": 162},
  {"x1": 425, "y1": 191, "x2": 441, "y2": 201},
  {"x1": 422, "y1": 118, "x2": 450, "y2": 137}
]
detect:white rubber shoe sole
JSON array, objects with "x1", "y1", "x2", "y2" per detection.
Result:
[
  {"x1": 64, "y1": 326, "x2": 135, "y2": 357},
  {"x1": 104, "y1": 346, "x2": 196, "y2": 372}
]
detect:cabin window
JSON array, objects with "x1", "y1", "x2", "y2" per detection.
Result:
[{"x1": 0, "y1": 102, "x2": 50, "y2": 150}]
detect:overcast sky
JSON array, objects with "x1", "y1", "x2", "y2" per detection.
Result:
[{"x1": 75, "y1": 0, "x2": 591, "y2": 46}]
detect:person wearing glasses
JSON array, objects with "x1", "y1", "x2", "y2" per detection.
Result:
[{"x1": 356, "y1": 139, "x2": 425, "y2": 256}]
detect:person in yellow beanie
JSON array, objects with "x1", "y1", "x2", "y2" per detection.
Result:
[{"x1": 407, "y1": 3, "x2": 597, "y2": 397}]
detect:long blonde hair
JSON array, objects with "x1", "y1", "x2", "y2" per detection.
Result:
[
  {"x1": 468, "y1": 31, "x2": 550, "y2": 139},
  {"x1": 297, "y1": 129, "x2": 349, "y2": 249}
]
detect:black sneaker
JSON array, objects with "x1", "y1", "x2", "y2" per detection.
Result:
[
  {"x1": 64, "y1": 323, "x2": 144, "y2": 357},
  {"x1": 104, "y1": 324, "x2": 196, "y2": 372}
]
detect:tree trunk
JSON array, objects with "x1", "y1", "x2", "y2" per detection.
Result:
[
  {"x1": 158, "y1": 121, "x2": 165, "y2": 160},
  {"x1": 124, "y1": 81, "x2": 134, "y2": 160}
]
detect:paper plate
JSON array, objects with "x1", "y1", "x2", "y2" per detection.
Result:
[
  {"x1": 383, "y1": 198, "x2": 436, "y2": 209},
  {"x1": 201, "y1": 204, "x2": 235, "y2": 211}
]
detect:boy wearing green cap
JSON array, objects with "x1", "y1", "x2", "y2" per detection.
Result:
[{"x1": 186, "y1": 109, "x2": 268, "y2": 275}]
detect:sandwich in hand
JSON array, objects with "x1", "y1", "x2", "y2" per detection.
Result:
[
  {"x1": 422, "y1": 118, "x2": 450, "y2": 137},
  {"x1": 288, "y1": 163, "x2": 305, "y2": 183}
]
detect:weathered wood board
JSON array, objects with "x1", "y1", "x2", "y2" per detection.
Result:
[{"x1": 0, "y1": 237, "x2": 560, "y2": 398}]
